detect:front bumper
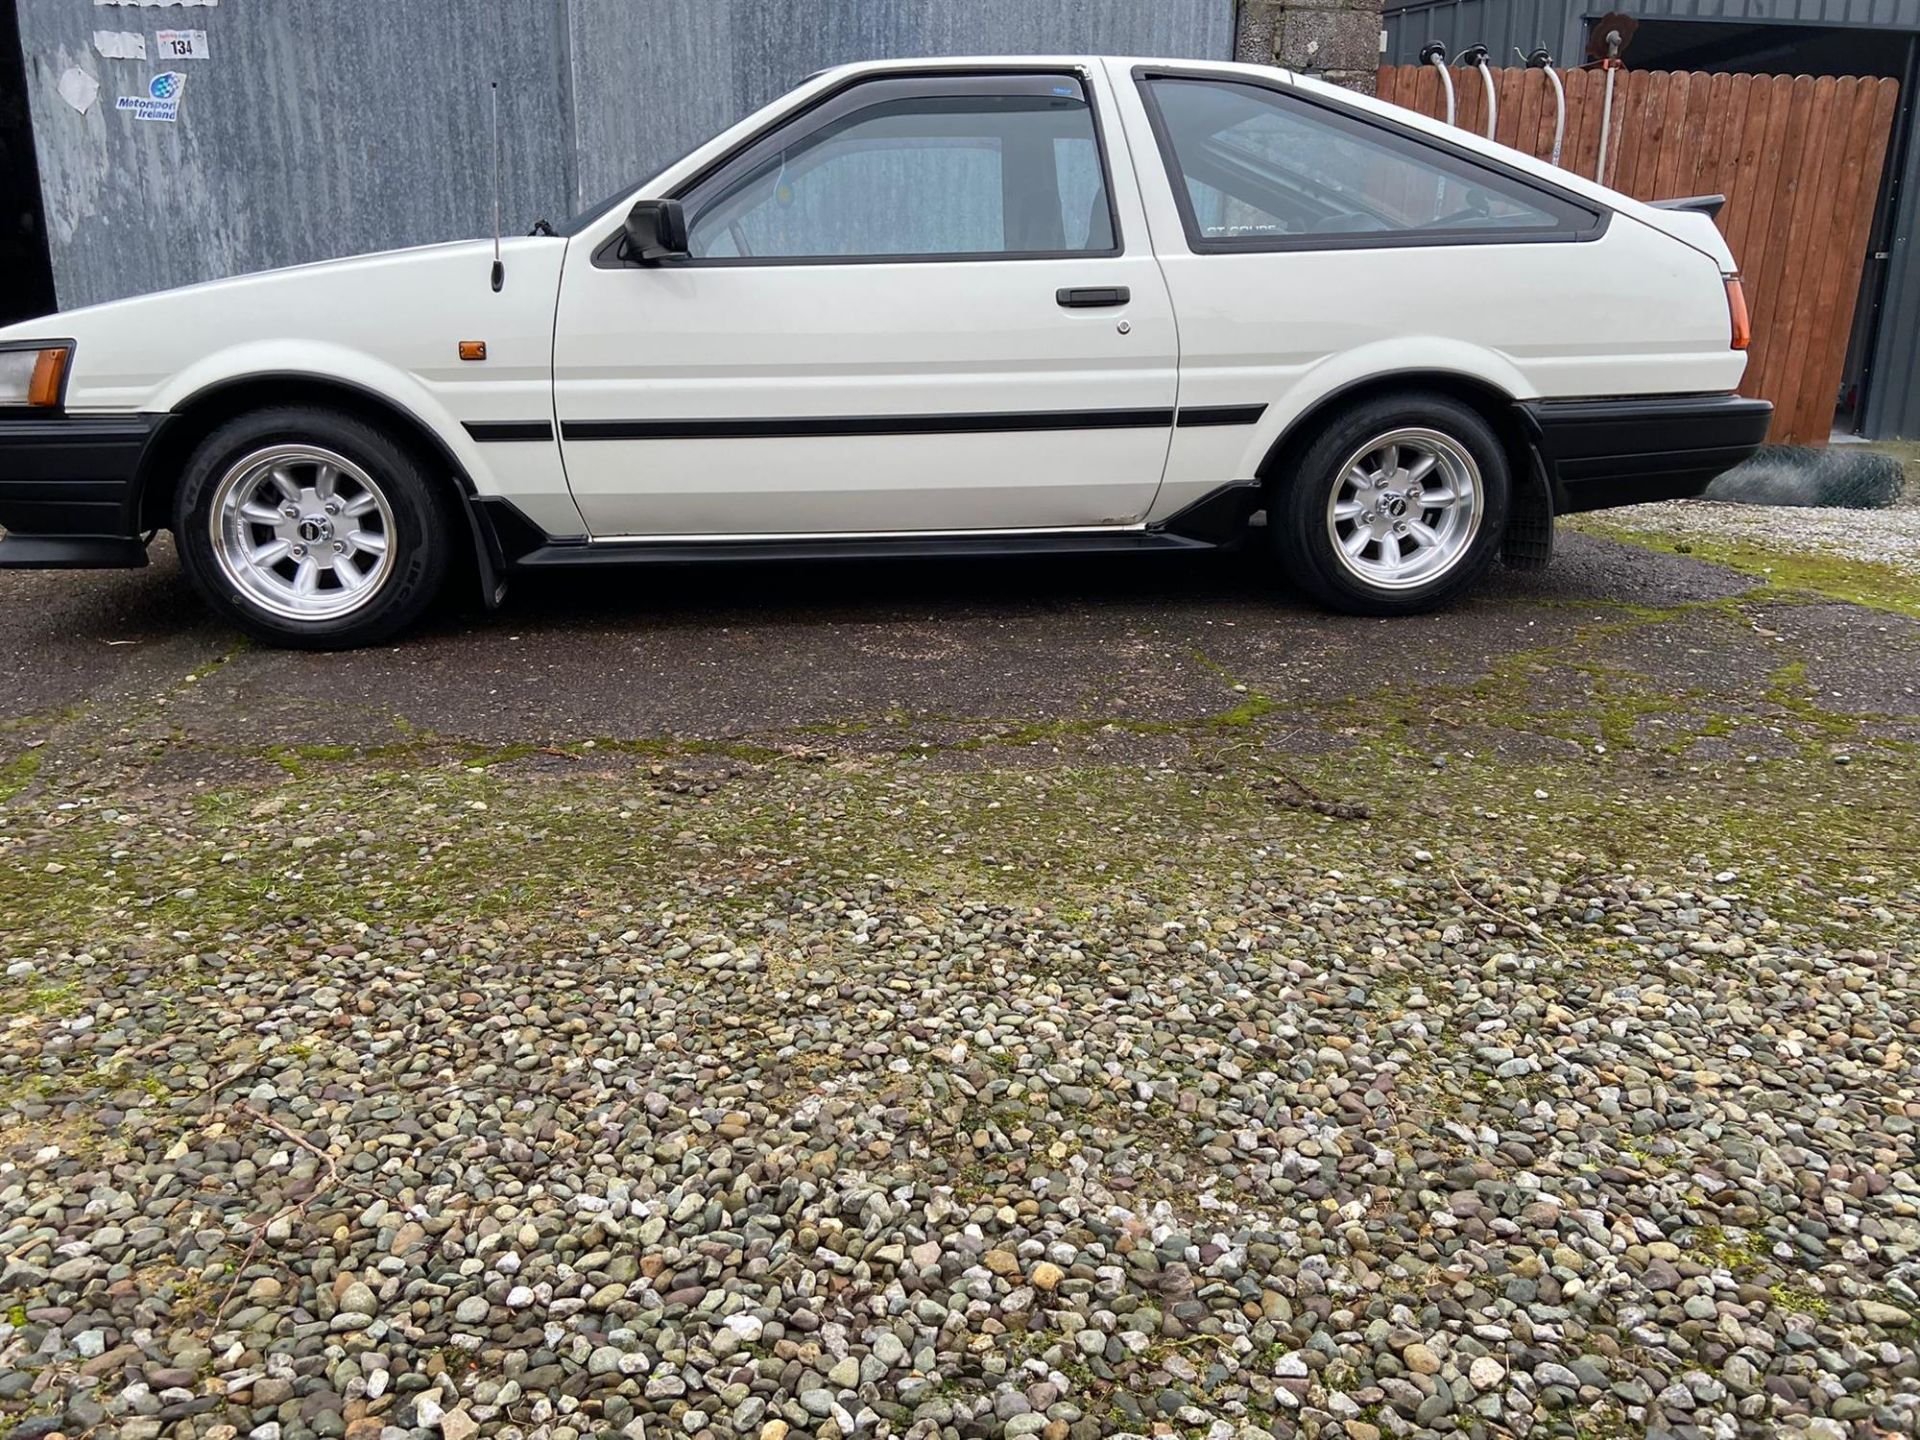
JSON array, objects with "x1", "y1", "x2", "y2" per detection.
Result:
[
  {"x1": 1519, "y1": 394, "x2": 1773, "y2": 514},
  {"x1": 0, "y1": 413, "x2": 160, "y2": 568}
]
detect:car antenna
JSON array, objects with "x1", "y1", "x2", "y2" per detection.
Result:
[{"x1": 490, "y1": 81, "x2": 505, "y2": 293}]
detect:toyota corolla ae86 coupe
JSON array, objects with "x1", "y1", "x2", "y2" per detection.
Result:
[{"x1": 0, "y1": 56, "x2": 1767, "y2": 648}]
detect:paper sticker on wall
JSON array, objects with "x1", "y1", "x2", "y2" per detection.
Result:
[
  {"x1": 115, "y1": 71, "x2": 186, "y2": 122},
  {"x1": 57, "y1": 67, "x2": 101, "y2": 115},
  {"x1": 93, "y1": 30, "x2": 147, "y2": 60},
  {"x1": 154, "y1": 29, "x2": 209, "y2": 60}
]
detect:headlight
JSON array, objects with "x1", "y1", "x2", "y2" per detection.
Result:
[{"x1": 0, "y1": 345, "x2": 72, "y2": 408}]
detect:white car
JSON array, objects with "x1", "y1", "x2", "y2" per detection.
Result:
[{"x1": 0, "y1": 56, "x2": 1766, "y2": 649}]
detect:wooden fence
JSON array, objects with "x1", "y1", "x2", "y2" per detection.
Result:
[{"x1": 1376, "y1": 66, "x2": 1900, "y2": 445}]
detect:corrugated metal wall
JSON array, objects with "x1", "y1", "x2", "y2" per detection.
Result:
[
  {"x1": 1615, "y1": 0, "x2": 1920, "y2": 24},
  {"x1": 1382, "y1": 0, "x2": 1582, "y2": 64},
  {"x1": 567, "y1": 0, "x2": 1240, "y2": 207},
  {"x1": 1385, "y1": 0, "x2": 1920, "y2": 63},
  {"x1": 13, "y1": 0, "x2": 1234, "y2": 312}
]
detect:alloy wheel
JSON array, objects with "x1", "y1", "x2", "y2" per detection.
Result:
[
  {"x1": 1324, "y1": 427, "x2": 1485, "y2": 590},
  {"x1": 208, "y1": 445, "x2": 397, "y2": 622}
]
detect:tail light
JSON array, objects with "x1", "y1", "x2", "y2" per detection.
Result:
[{"x1": 1725, "y1": 275, "x2": 1751, "y2": 352}]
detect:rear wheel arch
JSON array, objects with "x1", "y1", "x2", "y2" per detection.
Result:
[
  {"x1": 1264, "y1": 384, "x2": 1514, "y2": 615},
  {"x1": 1255, "y1": 371, "x2": 1551, "y2": 566},
  {"x1": 1258, "y1": 372, "x2": 1526, "y2": 492}
]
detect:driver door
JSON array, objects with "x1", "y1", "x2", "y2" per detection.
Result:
[{"x1": 552, "y1": 68, "x2": 1178, "y2": 539}]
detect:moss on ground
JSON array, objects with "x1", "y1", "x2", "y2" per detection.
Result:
[
  {"x1": 1571, "y1": 516, "x2": 1920, "y2": 620},
  {"x1": 1, "y1": 624, "x2": 1912, "y2": 969},
  {"x1": 2, "y1": 554, "x2": 1916, "y2": 1106},
  {"x1": 0, "y1": 748, "x2": 40, "y2": 803}
]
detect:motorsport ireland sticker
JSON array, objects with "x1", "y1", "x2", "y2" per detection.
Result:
[{"x1": 116, "y1": 71, "x2": 184, "y2": 122}]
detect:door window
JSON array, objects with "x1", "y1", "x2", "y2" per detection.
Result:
[
  {"x1": 1139, "y1": 75, "x2": 1592, "y2": 249},
  {"x1": 683, "y1": 76, "x2": 1118, "y2": 262}
]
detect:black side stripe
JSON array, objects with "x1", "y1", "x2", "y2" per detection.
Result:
[
  {"x1": 1176, "y1": 404, "x2": 1268, "y2": 428},
  {"x1": 562, "y1": 409, "x2": 1177, "y2": 441},
  {"x1": 465, "y1": 421, "x2": 555, "y2": 443},
  {"x1": 470, "y1": 408, "x2": 1269, "y2": 444}
]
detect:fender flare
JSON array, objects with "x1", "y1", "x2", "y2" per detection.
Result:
[
  {"x1": 139, "y1": 351, "x2": 533, "y2": 608},
  {"x1": 1242, "y1": 359, "x2": 1555, "y2": 571}
]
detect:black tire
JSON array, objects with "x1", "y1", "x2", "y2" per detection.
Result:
[
  {"x1": 1270, "y1": 391, "x2": 1510, "y2": 616},
  {"x1": 173, "y1": 406, "x2": 457, "y2": 649}
]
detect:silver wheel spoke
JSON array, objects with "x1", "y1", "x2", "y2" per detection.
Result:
[
  {"x1": 1323, "y1": 427, "x2": 1484, "y2": 593},
  {"x1": 209, "y1": 444, "x2": 398, "y2": 624}
]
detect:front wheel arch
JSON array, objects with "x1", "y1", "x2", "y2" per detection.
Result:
[
  {"x1": 134, "y1": 374, "x2": 504, "y2": 605},
  {"x1": 173, "y1": 405, "x2": 461, "y2": 648}
]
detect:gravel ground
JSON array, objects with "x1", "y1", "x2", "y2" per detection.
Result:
[
  {"x1": 3, "y1": 535, "x2": 1920, "y2": 1440},
  {"x1": 1582, "y1": 499, "x2": 1920, "y2": 578}
]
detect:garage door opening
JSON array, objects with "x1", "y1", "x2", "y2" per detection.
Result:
[{"x1": 0, "y1": 1, "x2": 56, "y2": 326}]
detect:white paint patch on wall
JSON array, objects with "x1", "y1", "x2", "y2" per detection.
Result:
[
  {"x1": 91, "y1": 30, "x2": 146, "y2": 60},
  {"x1": 38, "y1": 50, "x2": 113, "y2": 243},
  {"x1": 56, "y1": 66, "x2": 100, "y2": 114}
]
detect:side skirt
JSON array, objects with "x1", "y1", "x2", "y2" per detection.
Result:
[
  {"x1": 481, "y1": 481, "x2": 1264, "y2": 575},
  {"x1": 511, "y1": 529, "x2": 1219, "y2": 571},
  {"x1": 0, "y1": 534, "x2": 149, "y2": 569}
]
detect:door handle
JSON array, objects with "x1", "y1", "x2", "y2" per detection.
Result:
[{"x1": 1056, "y1": 286, "x2": 1130, "y2": 309}]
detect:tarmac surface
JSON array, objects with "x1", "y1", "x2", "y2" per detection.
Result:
[{"x1": 7, "y1": 528, "x2": 1875, "y2": 754}]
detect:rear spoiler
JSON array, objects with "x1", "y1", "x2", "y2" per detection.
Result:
[{"x1": 1649, "y1": 194, "x2": 1727, "y2": 219}]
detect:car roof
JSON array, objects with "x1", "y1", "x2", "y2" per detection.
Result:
[{"x1": 802, "y1": 55, "x2": 1295, "y2": 80}]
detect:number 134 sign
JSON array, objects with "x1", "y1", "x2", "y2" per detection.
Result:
[{"x1": 155, "y1": 30, "x2": 210, "y2": 61}]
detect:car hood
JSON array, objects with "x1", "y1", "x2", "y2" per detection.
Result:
[
  {"x1": 0, "y1": 237, "x2": 567, "y2": 413},
  {"x1": 0, "y1": 239, "x2": 504, "y2": 343}
]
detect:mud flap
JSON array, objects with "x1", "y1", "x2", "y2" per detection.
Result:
[{"x1": 1502, "y1": 457, "x2": 1555, "y2": 570}]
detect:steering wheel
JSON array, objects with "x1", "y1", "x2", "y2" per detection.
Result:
[{"x1": 728, "y1": 220, "x2": 754, "y2": 258}]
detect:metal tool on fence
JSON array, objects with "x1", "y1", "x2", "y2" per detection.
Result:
[
  {"x1": 1588, "y1": 12, "x2": 1638, "y2": 185},
  {"x1": 1519, "y1": 47, "x2": 1566, "y2": 167},
  {"x1": 1418, "y1": 41, "x2": 1455, "y2": 126},
  {"x1": 1458, "y1": 44, "x2": 1498, "y2": 140}
]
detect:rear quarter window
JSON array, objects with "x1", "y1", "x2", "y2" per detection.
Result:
[{"x1": 1139, "y1": 74, "x2": 1599, "y2": 251}]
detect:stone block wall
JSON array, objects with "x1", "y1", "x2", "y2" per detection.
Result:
[{"x1": 1237, "y1": 0, "x2": 1385, "y2": 94}]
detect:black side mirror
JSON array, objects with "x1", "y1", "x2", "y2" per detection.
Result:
[{"x1": 624, "y1": 199, "x2": 689, "y2": 264}]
